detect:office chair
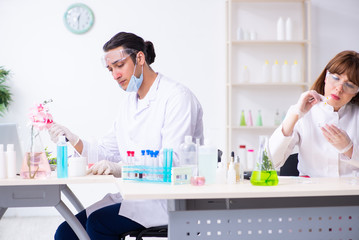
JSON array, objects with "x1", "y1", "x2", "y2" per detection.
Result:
[
  {"x1": 279, "y1": 153, "x2": 299, "y2": 176},
  {"x1": 119, "y1": 225, "x2": 168, "y2": 240}
]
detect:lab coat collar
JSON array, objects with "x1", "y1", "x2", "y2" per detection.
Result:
[
  {"x1": 135, "y1": 73, "x2": 161, "y2": 114},
  {"x1": 318, "y1": 101, "x2": 349, "y2": 118}
]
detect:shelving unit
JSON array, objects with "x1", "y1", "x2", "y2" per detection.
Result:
[{"x1": 226, "y1": 0, "x2": 311, "y2": 158}]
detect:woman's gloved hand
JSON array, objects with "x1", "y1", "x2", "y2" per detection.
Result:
[
  {"x1": 321, "y1": 124, "x2": 353, "y2": 153},
  {"x1": 87, "y1": 160, "x2": 122, "y2": 178},
  {"x1": 292, "y1": 90, "x2": 322, "y2": 118},
  {"x1": 48, "y1": 123, "x2": 80, "y2": 146}
]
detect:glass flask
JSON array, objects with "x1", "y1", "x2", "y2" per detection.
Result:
[
  {"x1": 20, "y1": 126, "x2": 51, "y2": 179},
  {"x1": 250, "y1": 135, "x2": 278, "y2": 186}
]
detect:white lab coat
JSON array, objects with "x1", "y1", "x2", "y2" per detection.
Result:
[
  {"x1": 269, "y1": 102, "x2": 359, "y2": 177},
  {"x1": 83, "y1": 73, "x2": 204, "y2": 227}
]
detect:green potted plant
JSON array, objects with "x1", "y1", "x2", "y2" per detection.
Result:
[{"x1": 0, "y1": 66, "x2": 12, "y2": 116}]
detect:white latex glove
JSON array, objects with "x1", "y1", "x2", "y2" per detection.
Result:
[
  {"x1": 292, "y1": 90, "x2": 322, "y2": 118},
  {"x1": 87, "y1": 160, "x2": 122, "y2": 178},
  {"x1": 48, "y1": 123, "x2": 80, "y2": 146},
  {"x1": 321, "y1": 124, "x2": 353, "y2": 153}
]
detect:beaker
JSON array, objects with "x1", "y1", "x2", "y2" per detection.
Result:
[
  {"x1": 250, "y1": 135, "x2": 278, "y2": 186},
  {"x1": 20, "y1": 126, "x2": 51, "y2": 179}
]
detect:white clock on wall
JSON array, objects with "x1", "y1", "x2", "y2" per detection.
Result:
[{"x1": 63, "y1": 3, "x2": 94, "y2": 34}]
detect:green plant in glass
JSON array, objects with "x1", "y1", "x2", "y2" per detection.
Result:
[
  {"x1": 250, "y1": 136, "x2": 278, "y2": 186},
  {"x1": 0, "y1": 66, "x2": 12, "y2": 117}
]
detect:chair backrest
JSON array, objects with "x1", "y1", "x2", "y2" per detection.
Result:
[
  {"x1": 120, "y1": 225, "x2": 168, "y2": 240},
  {"x1": 279, "y1": 153, "x2": 299, "y2": 176}
]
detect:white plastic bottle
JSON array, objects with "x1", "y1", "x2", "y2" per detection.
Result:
[
  {"x1": 227, "y1": 161, "x2": 236, "y2": 184},
  {"x1": 285, "y1": 17, "x2": 293, "y2": 41},
  {"x1": 238, "y1": 145, "x2": 247, "y2": 170},
  {"x1": 277, "y1": 17, "x2": 285, "y2": 41},
  {"x1": 241, "y1": 66, "x2": 250, "y2": 82},
  {"x1": 0, "y1": 144, "x2": 7, "y2": 179},
  {"x1": 237, "y1": 27, "x2": 244, "y2": 40},
  {"x1": 198, "y1": 139, "x2": 217, "y2": 184},
  {"x1": 262, "y1": 60, "x2": 271, "y2": 83},
  {"x1": 281, "y1": 60, "x2": 291, "y2": 83},
  {"x1": 272, "y1": 60, "x2": 281, "y2": 82},
  {"x1": 216, "y1": 162, "x2": 227, "y2": 184},
  {"x1": 246, "y1": 148, "x2": 255, "y2": 171},
  {"x1": 6, "y1": 144, "x2": 16, "y2": 178},
  {"x1": 291, "y1": 60, "x2": 301, "y2": 82}
]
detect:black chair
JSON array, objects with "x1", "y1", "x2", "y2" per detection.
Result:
[
  {"x1": 120, "y1": 225, "x2": 168, "y2": 240},
  {"x1": 279, "y1": 153, "x2": 299, "y2": 176}
]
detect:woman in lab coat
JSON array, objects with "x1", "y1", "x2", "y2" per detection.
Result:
[
  {"x1": 269, "y1": 50, "x2": 359, "y2": 177},
  {"x1": 50, "y1": 32, "x2": 204, "y2": 239}
]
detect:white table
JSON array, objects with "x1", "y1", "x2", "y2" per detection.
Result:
[
  {"x1": 0, "y1": 175, "x2": 115, "y2": 240},
  {"x1": 116, "y1": 177, "x2": 359, "y2": 239}
]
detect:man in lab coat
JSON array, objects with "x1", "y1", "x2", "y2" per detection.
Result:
[{"x1": 50, "y1": 32, "x2": 204, "y2": 240}]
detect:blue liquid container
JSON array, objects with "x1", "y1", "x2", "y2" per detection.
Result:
[{"x1": 57, "y1": 136, "x2": 68, "y2": 178}]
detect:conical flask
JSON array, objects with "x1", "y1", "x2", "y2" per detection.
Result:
[
  {"x1": 250, "y1": 135, "x2": 278, "y2": 186},
  {"x1": 20, "y1": 126, "x2": 51, "y2": 179}
]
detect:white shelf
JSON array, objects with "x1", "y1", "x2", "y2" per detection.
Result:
[
  {"x1": 230, "y1": 126, "x2": 278, "y2": 130},
  {"x1": 229, "y1": 82, "x2": 308, "y2": 87},
  {"x1": 226, "y1": 0, "x2": 311, "y2": 157},
  {"x1": 229, "y1": 40, "x2": 310, "y2": 45}
]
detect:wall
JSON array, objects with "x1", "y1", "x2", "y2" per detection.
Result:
[{"x1": 0, "y1": 0, "x2": 358, "y2": 216}]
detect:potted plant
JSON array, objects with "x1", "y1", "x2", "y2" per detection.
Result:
[{"x1": 0, "y1": 66, "x2": 12, "y2": 116}]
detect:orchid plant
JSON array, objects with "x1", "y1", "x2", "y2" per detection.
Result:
[{"x1": 22, "y1": 99, "x2": 54, "y2": 179}]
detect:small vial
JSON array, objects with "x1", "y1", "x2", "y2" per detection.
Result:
[{"x1": 240, "y1": 110, "x2": 246, "y2": 126}]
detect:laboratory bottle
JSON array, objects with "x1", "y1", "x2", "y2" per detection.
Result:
[
  {"x1": 250, "y1": 30, "x2": 257, "y2": 40},
  {"x1": 256, "y1": 110, "x2": 263, "y2": 127},
  {"x1": 277, "y1": 17, "x2": 285, "y2": 40},
  {"x1": 215, "y1": 162, "x2": 227, "y2": 184},
  {"x1": 281, "y1": 60, "x2": 291, "y2": 83},
  {"x1": 179, "y1": 136, "x2": 197, "y2": 175},
  {"x1": 272, "y1": 60, "x2": 281, "y2": 82},
  {"x1": 6, "y1": 144, "x2": 16, "y2": 178},
  {"x1": 198, "y1": 139, "x2": 217, "y2": 184},
  {"x1": 247, "y1": 110, "x2": 253, "y2": 126},
  {"x1": 291, "y1": 60, "x2": 301, "y2": 82},
  {"x1": 241, "y1": 66, "x2": 249, "y2": 82},
  {"x1": 274, "y1": 109, "x2": 281, "y2": 126},
  {"x1": 237, "y1": 27, "x2": 244, "y2": 40},
  {"x1": 234, "y1": 156, "x2": 241, "y2": 183},
  {"x1": 238, "y1": 145, "x2": 247, "y2": 170},
  {"x1": 285, "y1": 17, "x2": 293, "y2": 41},
  {"x1": 57, "y1": 135, "x2": 68, "y2": 178},
  {"x1": 0, "y1": 144, "x2": 7, "y2": 179},
  {"x1": 246, "y1": 148, "x2": 255, "y2": 170},
  {"x1": 261, "y1": 60, "x2": 271, "y2": 83},
  {"x1": 240, "y1": 110, "x2": 246, "y2": 126},
  {"x1": 250, "y1": 136, "x2": 278, "y2": 186},
  {"x1": 227, "y1": 161, "x2": 236, "y2": 184}
]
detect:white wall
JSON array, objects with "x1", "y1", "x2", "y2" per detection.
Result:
[{"x1": 0, "y1": 0, "x2": 358, "y2": 216}]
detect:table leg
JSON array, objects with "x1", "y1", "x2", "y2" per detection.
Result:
[
  {"x1": 55, "y1": 200, "x2": 90, "y2": 240},
  {"x1": 0, "y1": 207, "x2": 7, "y2": 220},
  {"x1": 60, "y1": 185, "x2": 85, "y2": 212}
]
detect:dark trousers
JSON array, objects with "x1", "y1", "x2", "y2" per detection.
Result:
[{"x1": 54, "y1": 203, "x2": 145, "y2": 240}]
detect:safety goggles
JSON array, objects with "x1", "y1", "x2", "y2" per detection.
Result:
[
  {"x1": 101, "y1": 49, "x2": 138, "y2": 68},
  {"x1": 326, "y1": 71, "x2": 359, "y2": 95}
]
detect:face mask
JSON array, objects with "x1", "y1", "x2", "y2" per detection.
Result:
[{"x1": 126, "y1": 63, "x2": 143, "y2": 93}]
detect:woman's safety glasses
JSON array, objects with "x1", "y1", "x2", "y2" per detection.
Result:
[{"x1": 326, "y1": 71, "x2": 359, "y2": 95}]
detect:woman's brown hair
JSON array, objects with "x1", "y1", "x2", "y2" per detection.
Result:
[{"x1": 311, "y1": 50, "x2": 359, "y2": 105}]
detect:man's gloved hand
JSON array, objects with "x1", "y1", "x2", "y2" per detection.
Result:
[
  {"x1": 292, "y1": 90, "x2": 322, "y2": 118},
  {"x1": 48, "y1": 123, "x2": 80, "y2": 146},
  {"x1": 321, "y1": 124, "x2": 353, "y2": 153},
  {"x1": 87, "y1": 160, "x2": 122, "y2": 178}
]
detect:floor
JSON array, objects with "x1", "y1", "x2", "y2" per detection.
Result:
[{"x1": 0, "y1": 216, "x2": 165, "y2": 240}]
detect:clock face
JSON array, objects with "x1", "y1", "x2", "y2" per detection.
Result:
[{"x1": 64, "y1": 3, "x2": 94, "y2": 34}]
